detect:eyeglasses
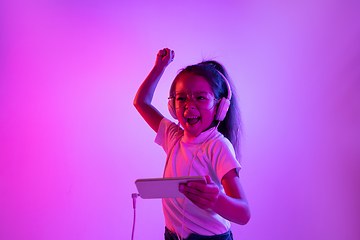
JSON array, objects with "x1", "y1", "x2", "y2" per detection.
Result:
[{"x1": 168, "y1": 91, "x2": 217, "y2": 110}]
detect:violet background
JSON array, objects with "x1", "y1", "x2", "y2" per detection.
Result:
[{"x1": 1, "y1": 0, "x2": 359, "y2": 239}]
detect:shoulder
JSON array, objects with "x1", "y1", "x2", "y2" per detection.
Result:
[
  {"x1": 205, "y1": 131, "x2": 241, "y2": 180},
  {"x1": 155, "y1": 118, "x2": 183, "y2": 150},
  {"x1": 209, "y1": 133, "x2": 236, "y2": 156},
  {"x1": 159, "y1": 118, "x2": 183, "y2": 136}
]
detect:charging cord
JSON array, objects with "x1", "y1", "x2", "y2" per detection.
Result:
[
  {"x1": 131, "y1": 193, "x2": 140, "y2": 240},
  {"x1": 134, "y1": 123, "x2": 220, "y2": 240},
  {"x1": 178, "y1": 122, "x2": 220, "y2": 240}
]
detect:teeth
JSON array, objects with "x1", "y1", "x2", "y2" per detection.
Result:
[{"x1": 186, "y1": 116, "x2": 200, "y2": 125}]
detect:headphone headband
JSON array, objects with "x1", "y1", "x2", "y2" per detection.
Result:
[{"x1": 214, "y1": 69, "x2": 232, "y2": 101}]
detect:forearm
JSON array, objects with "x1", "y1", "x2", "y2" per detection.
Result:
[
  {"x1": 180, "y1": 172, "x2": 251, "y2": 225},
  {"x1": 212, "y1": 191, "x2": 251, "y2": 225},
  {"x1": 133, "y1": 48, "x2": 174, "y2": 132},
  {"x1": 133, "y1": 65, "x2": 165, "y2": 106},
  {"x1": 133, "y1": 65, "x2": 166, "y2": 132}
]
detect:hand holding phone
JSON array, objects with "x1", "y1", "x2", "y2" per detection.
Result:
[
  {"x1": 179, "y1": 175, "x2": 220, "y2": 210},
  {"x1": 135, "y1": 176, "x2": 206, "y2": 199}
]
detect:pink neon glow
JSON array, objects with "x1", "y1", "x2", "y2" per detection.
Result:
[{"x1": 0, "y1": 0, "x2": 359, "y2": 239}]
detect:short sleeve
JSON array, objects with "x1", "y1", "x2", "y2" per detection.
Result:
[
  {"x1": 211, "y1": 138, "x2": 241, "y2": 181},
  {"x1": 155, "y1": 118, "x2": 183, "y2": 154}
]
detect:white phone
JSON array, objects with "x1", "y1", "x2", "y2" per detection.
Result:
[{"x1": 135, "y1": 176, "x2": 206, "y2": 199}]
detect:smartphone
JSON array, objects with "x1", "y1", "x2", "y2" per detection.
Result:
[{"x1": 135, "y1": 176, "x2": 206, "y2": 199}]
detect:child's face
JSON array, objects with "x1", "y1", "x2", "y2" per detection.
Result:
[{"x1": 174, "y1": 73, "x2": 217, "y2": 138}]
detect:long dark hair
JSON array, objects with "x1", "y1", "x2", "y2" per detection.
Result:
[{"x1": 170, "y1": 60, "x2": 242, "y2": 160}]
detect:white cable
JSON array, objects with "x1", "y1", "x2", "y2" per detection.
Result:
[
  {"x1": 131, "y1": 193, "x2": 139, "y2": 240},
  {"x1": 168, "y1": 122, "x2": 220, "y2": 240},
  {"x1": 179, "y1": 122, "x2": 220, "y2": 240}
]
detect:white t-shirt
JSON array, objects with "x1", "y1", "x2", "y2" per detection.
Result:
[{"x1": 155, "y1": 118, "x2": 241, "y2": 238}]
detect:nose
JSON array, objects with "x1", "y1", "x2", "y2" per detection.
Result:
[{"x1": 185, "y1": 95, "x2": 196, "y2": 109}]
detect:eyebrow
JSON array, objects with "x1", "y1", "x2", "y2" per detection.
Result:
[{"x1": 173, "y1": 91, "x2": 212, "y2": 94}]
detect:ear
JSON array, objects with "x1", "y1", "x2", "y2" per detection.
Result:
[
  {"x1": 215, "y1": 98, "x2": 230, "y2": 121},
  {"x1": 168, "y1": 99, "x2": 178, "y2": 119},
  {"x1": 214, "y1": 100, "x2": 220, "y2": 116}
]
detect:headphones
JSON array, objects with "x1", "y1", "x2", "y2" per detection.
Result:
[{"x1": 168, "y1": 69, "x2": 232, "y2": 122}]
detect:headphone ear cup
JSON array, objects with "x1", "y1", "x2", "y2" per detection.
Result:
[
  {"x1": 168, "y1": 100, "x2": 178, "y2": 119},
  {"x1": 215, "y1": 98, "x2": 230, "y2": 121}
]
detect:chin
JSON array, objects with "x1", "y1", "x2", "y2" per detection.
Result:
[{"x1": 183, "y1": 126, "x2": 200, "y2": 137}]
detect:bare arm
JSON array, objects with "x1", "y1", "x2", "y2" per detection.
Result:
[
  {"x1": 212, "y1": 169, "x2": 251, "y2": 225},
  {"x1": 179, "y1": 170, "x2": 251, "y2": 225},
  {"x1": 133, "y1": 48, "x2": 175, "y2": 132}
]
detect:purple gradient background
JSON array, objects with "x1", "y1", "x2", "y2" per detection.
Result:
[{"x1": 1, "y1": 0, "x2": 359, "y2": 239}]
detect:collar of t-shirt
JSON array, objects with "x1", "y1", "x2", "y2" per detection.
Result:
[{"x1": 181, "y1": 127, "x2": 219, "y2": 144}]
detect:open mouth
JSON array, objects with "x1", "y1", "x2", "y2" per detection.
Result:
[{"x1": 186, "y1": 116, "x2": 200, "y2": 125}]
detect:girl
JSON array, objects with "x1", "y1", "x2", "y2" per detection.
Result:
[{"x1": 134, "y1": 48, "x2": 250, "y2": 240}]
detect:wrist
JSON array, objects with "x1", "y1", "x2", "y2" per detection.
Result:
[
  {"x1": 153, "y1": 63, "x2": 167, "y2": 73},
  {"x1": 211, "y1": 190, "x2": 225, "y2": 212}
]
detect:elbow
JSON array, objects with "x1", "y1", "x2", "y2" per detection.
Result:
[
  {"x1": 133, "y1": 99, "x2": 139, "y2": 109},
  {"x1": 235, "y1": 206, "x2": 251, "y2": 225},
  {"x1": 239, "y1": 210, "x2": 251, "y2": 225},
  {"x1": 133, "y1": 97, "x2": 143, "y2": 111},
  {"x1": 238, "y1": 208, "x2": 251, "y2": 225},
  {"x1": 133, "y1": 96, "x2": 139, "y2": 108},
  {"x1": 133, "y1": 100, "x2": 152, "y2": 117},
  {"x1": 133, "y1": 96, "x2": 149, "y2": 111},
  {"x1": 133, "y1": 101, "x2": 139, "y2": 113},
  {"x1": 133, "y1": 101, "x2": 143, "y2": 114}
]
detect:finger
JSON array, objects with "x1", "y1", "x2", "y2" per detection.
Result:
[
  {"x1": 185, "y1": 195, "x2": 209, "y2": 209},
  {"x1": 187, "y1": 181, "x2": 218, "y2": 194},
  {"x1": 186, "y1": 189, "x2": 218, "y2": 203},
  {"x1": 181, "y1": 184, "x2": 218, "y2": 200},
  {"x1": 186, "y1": 182, "x2": 204, "y2": 191},
  {"x1": 183, "y1": 190, "x2": 216, "y2": 209},
  {"x1": 205, "y1": 175, "x2": 212, "y2": 184},
  {"x1": 161, "y1": 49, "x2": 166, "y2": 56},
  {"x1": 159, "y1": 48, "x2": 166, "y2": 57},
  {"x1": 157, "y1": 50, "x2": 163, "y2": 58}
]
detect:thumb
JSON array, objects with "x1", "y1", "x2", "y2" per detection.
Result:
[{"x1": 205, "y1": 175, "x2": 213, "y2": 184}]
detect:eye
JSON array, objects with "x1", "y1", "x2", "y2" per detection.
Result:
[
  {"x1": 175, "y1": 95, "x2": 187, "y2": 102},
  {"x1": 194, "y1": 93, "x2": 209, "y2": 101}
]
